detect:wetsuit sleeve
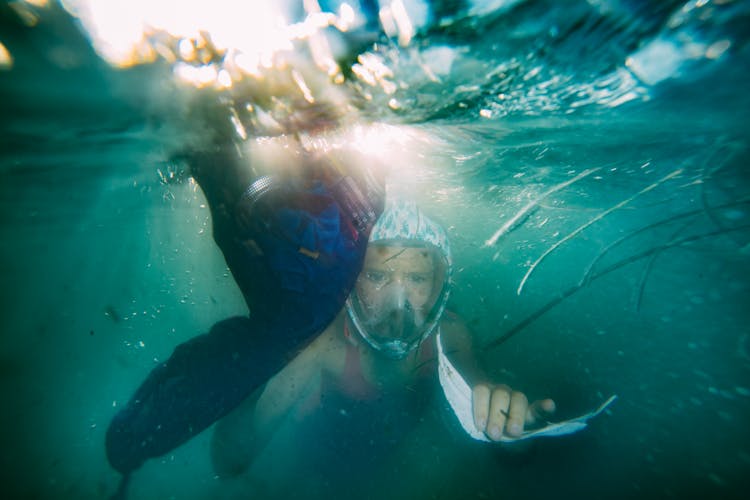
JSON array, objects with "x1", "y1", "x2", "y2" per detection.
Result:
[
  {"x1": 209, "y1": 328, "x2": 338, "y2": 477},
  {"x1": 106, "y1": 148, "x2": 383, "y2": 475}
]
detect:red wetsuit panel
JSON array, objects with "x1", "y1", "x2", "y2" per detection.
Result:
[{"x1": 295, "y1": 325, "x2": 438, "y2": 418}]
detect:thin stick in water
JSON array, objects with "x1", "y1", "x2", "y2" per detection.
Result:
[
  {"x1": 486, "y1": 223, "x2": 750, "y2": 351},
  {"x1": 633, "y1": 218, "x2": 695, "y2": 311},
  {"x1": 516, "y1": 168, "x2": 683, "y2": 295},
  {"x1": 579, "y1": 197, "x2": 750, "y2": 287},
  {"x1": 484, "y1": 167, "x2": 600, "y2": 247}
]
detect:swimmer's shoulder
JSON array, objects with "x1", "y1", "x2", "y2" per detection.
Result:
[{"x1": 303, "y1": 314, "x2": 348, "y2": 377}]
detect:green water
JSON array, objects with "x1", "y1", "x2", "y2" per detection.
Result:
[{"x1": 1, "y1": 0, "x2": 749, "y2": 498}]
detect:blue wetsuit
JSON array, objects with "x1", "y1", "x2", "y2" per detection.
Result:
[{"x1": 105, "y1": 146, "x2": 384, "y2": 475}]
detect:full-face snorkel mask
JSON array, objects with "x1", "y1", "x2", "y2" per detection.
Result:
[{"x1": 346, "y1": 200, "x2": 452, "y2": 359}]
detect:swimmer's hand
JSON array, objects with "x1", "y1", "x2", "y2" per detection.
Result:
[{"x1": 471, "y1": 384, "x2": 556, "y2": 441}]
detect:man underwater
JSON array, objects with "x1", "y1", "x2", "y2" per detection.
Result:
[
  {"x1": 209, "y1": 200, "x2": 558, "y2": 490},
  {"x1": 105, "y1": 104, "x2": 386, "y2": 481}
]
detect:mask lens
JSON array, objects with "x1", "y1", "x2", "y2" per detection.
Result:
[
  {"x1": 360, "y1": 296, "x2": 422, "y2": 344},
  {"x1": 348, "y1": 245, "x2": 448, "y2": 358}
]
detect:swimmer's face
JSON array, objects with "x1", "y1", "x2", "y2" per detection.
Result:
[{"x1": 355, "y1": 245, "x2": 437, "y2": 340}]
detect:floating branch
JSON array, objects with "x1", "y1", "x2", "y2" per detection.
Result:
[
  {"x1": 483, "y1": 167, "x2": 600, "y2": 248},
  {"x1": 516, "y1": 168, "x2": 683, "y2": 295},
  {"x1": 633, "y1": 218, "x2": 695, "y2": 312},
  {"x1": 580, "y1": 210, "x2": 702, "y2": 287},
  {"x1": 700, "y1": 143, "x2": 746, "y2": 248},
  {"x1": 485, "y1": 223, "x2": 750, "y2": 351},
  {"x1": 579, "y1": 197, "x2": 750, "y2": 287}
]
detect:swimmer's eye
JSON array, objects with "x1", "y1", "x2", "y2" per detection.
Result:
[
  {"x1": 407, "y1": 274, "x2": 430, "y2": 285},
  {"x1": 365, "y1": 271, "x2": 387, "y2": 284}
]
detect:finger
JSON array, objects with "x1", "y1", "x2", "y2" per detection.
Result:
[
  {"x1": 506, "y1": 391, "x2": 528, "y2": 437},
  {"x1": 525, "y1": 398, "x2": 557, "y2": 426},
  {"x1": 472, "y1": 384, "x2": 491, "y2": 432},
  {"x1": 487, "y1": 385, "x2": 511, "y2": 441}
]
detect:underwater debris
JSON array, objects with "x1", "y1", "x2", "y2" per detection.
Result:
[
  {"x1": 156, "y1": 161, "x2": 188, "y2": 186},
  {"x1": 484, "y1": 167, "x2": 600, "y2": 248},
  {"x1": 632, "y1": 218, "x2": 695, "y2": 311},
  {"x1": 104, "y1": 305, "x2": 121, "y2": 323},
  {"x1": 516, "y1": 168, "x2": 683, "y2": 295},
  {"x1": 487, "y1": 223, "x2": 750, "y2": 350},
  {"x1": 700, "y1": 142, "x2": 747, "y2": 248},
  {"x1": 579, "y1": 197, "x2": 750, "y2": 287}
]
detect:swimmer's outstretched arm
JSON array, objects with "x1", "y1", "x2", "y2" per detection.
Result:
[{"x1": 210, "y1": 324, "x2": 343, "y2": 477}]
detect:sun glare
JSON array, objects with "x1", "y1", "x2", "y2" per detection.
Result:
[
  {"x1": 0, "y1": 42, "x2": 13, "y2": 70},
  {"x1": 59, "y1": 0, "x2": 364, "y2": 89}
]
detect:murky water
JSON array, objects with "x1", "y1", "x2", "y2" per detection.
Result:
[{"x1": 1, "y1": 0, "x2": 749, "y2": 498}]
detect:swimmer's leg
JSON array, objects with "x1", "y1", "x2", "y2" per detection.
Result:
[
  {"x1": 105, "y1": 188, "x2": 378, "y2": 474},
  {"x1": 105, "y1": 316, "x2": 303, "y2": 474},
  {"x1": 107, "y1": 146, "x2": 383, "y2": 475}
]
